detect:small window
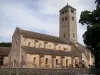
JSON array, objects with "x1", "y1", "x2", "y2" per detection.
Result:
[
  {"x1": 28, "y1": 42, "x2": 31, "y2": 46},
  {"x1": 55, "y1": 43, "x2": 58, "y2": 45},
  {"x1": 62, "y1": 18, "x2": 64, "y2": 22},
  {"x1": 35, "y1": 40, "x2": 38, "y2": 42},
  {"x1": 34, "y1": 57, "x2": 36, "y2": 60},
  {"x1": 61, "y1": 11, "x2": 64, "y2": 14},
  {"x1": 64, "y1": 33, "x2": 66, "y2": 38},
  {"x1": 56, "y1": 59, "x2": 58, "y2": 64},
  {"x1": 45, "y1": 58, "x2": 48, "y2": 64},
  {"x1": 65, "y1": 16, "x2": 67, "y2": 21},
  {"x1": 71, "y1": 9, "x2": 74, "y2": 13},
  {"x1": 72, "y1": 17, "x2": 74, "y2": 21},
  {"x1": 64, "y1": 48, "x2": 68, "y2": 51},
  {"x1": 66, "y1": 59, "x2": 68, "y2": 65},
  {"x1": 65, "y1": 10, "x2": 67, "y2": 12},
  {"x1": 33, "y1": 57, "x2": 36, "y2": 64}
]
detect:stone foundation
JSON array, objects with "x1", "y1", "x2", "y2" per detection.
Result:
[{"x1": 0, "y1": 68, "x2": 99, "y2": 75}]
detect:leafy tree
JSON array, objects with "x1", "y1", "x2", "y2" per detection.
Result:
[
  {"x1": 0, "y1": 42, "x2": 11, "y2": 47},
  {"x1": 79, "y1": 0, "x2": 100, "y2": 68},
  {"x1": 95, "y1": 0, "x2": 100, "y2": 6}
]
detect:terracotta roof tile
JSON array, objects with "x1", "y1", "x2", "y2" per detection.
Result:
[
  {"x1": 19, "y1": 28, "x2": 69, "y2": 44},
  {"x1": 0, "y1": 47, "x2": 11, "y2": 56}
]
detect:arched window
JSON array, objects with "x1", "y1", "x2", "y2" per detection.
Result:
[
  {"x1": 45, "y1": 58, "x2": 48, "y2": 64},
  {"x1": 72, "y1": 17, "x2": 74, "y2": 21},
  {"x1": 35, "y1": 40, "x2": 38, "y2": 42},
  {"x1": 65, "y1": 9, "x2": 67, "y2": 13},
  {"x1": 33, "y1": 57, "x2": 36, "y2": 64},
  {"x1": 62, "y1": 17, "x2": 64, "y2": 22},
  {"x1": 39, "y1": 43, "x2": 41, "y2": 48},
  {"x1": 28, "y1": 42, "x2": 31, "y2": 46},
  {"x1": 56, "y1": 59, "x2": 58, "y2": 64},
  {"x1": 61, "y1": 11, "x2": 64, "y2": 14},
  {"x1": 66, "y1": 59, "x2": 68, "y2": 65},
  {"x1": 65, "y1": 16, "x2": 67, "y2": 21},
  {"x1": 64, "y1": 48, "x2": 68, "y2": 51},
  {"x1": 64, "y1": 33, "x2": 66, "y2": 38},
  {"x1": 71, "y1": 9, "x2": 74, "y2": 13}
]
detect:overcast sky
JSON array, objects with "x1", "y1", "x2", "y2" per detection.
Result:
[{"x1": 0, "y1": 0, "x2": 96, "y2": 45}]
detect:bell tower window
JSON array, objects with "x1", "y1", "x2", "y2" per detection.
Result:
[
  {"x1": 65, "y1": 9, "x2": 67, "y2": 12},
  {"x1": 61, "y1": 11, "x2": 64, "y2": 14},
  {"x1": 64, "y1": 33, "x2": 66, "y2": 38},
  {"x1": 72, "y1": 17, "x2": 74, "y2": 21},
  {"x1": 71, "y1": 9, "x2": 74, "y2": 13},
  {"x1": 65, "y1": 16, "x2": 67, "y2": 21},
  {"x1": 62, "y1": 18, "x2": 64, "y2": 22},
  {"x1": 59, "y1": 5, "x2": 77, "y2": 43}
]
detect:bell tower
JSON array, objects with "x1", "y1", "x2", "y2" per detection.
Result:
[{"x1": 59, "y1": 5, "x2": 77, "y2": 43}]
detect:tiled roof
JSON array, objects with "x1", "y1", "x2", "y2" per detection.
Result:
[
  {"x1": 22, "y1": 46, "x2": 81, "y2": 57},
  {"x1": 18, "y1": 27, "x2": 69, "y2": 44},
  {"x1": 0, "y1": 47, "x2": 11, "y2": 56},
  {"x1": 77, "y1": 43, "x2": 90, "y2": 60},
  {"x1": 59, "y1": 4, "x2": 76, "y2": 11}
]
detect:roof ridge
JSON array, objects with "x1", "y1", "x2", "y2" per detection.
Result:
[
  {"x1": 18, "y1": 27, "x2": 69, "y2": 44},
  {"x1": 20, "y1": 28, "x2": 60, "y2": 38}
]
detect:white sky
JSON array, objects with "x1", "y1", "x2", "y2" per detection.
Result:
[{"x1": 0, "y1": 0, "x2": 96, "y2": 45}]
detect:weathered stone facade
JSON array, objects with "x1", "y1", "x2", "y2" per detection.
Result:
[{"x1": 7, "y1": 4, "x2": 94, "y2": 68}]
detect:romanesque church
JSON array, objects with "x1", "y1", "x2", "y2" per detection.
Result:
[{"x1": 6, "y1": 4, "x2": 94, "y2": 68}]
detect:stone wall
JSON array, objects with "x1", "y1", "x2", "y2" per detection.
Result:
[
  {"x1": 0, "y1": 68, "x2": 99, "y2": 75},
  {"x1": 23, "y1": 54, "x2": 79, "y2": 68},
  {"x1": 21, "y1": 36, "x2": 71, "y2": 52},
  {"x1": 59, "y1": 5, "x2": 77, "y2": 43}
]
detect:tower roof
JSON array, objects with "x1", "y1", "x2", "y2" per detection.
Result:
[{"x1": 59, "y1": 4, "x2": 76, "y2": 12}]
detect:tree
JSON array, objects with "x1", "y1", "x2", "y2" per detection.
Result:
[
  {"x1": 0, "y1": 42, "x2": 11, "y2": 47},
  {"x1": 95, "y1": 0, "x2": 100, "y2": 6},
  {"x1": 79, "y1": 0, "x2": 100, "y2": 68}
]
